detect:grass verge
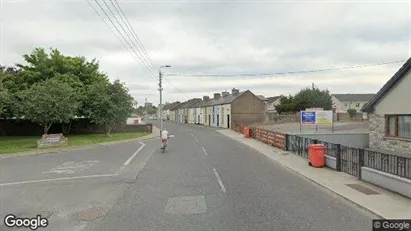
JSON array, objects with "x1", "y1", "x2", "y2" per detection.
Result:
[{"x1": 0, "y1": 132, "x2": 149, "y2": 154}]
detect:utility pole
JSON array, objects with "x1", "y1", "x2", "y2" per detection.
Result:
[
  {"x1": 159, "y1": 70, "x2": 163, "y2": 134},
  {"x1": 159, "y1": 65, "x2": 171, "y2": 134}
]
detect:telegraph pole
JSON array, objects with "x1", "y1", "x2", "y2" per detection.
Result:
[
  {"x1": 159, "y1": 65, "x2": 170, "y2": 135},
  {"x1": 159, "y1": 70, "x2": 163, "y2": 134}
]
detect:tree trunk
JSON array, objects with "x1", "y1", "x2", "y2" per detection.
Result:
[
  {"x1": 62, "y1": 121, "x2": 72, "y2": 135},
  {"x1": 44, "y1": 123, "x2": 52, "y2": 135},
  {"x1": 105, "y1": 124, "x2": 113, "y2": 137}
]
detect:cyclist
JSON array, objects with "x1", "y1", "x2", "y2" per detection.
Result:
[{"x1": 161, "y1": 129, "x2": 169, "y2": 148}]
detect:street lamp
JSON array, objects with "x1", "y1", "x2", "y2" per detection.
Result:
[{"x1": 159, "y1": 65, "x2": 171, "y2": 133}]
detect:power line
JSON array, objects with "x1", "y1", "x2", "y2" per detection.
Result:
[
  {"x1": 109, "y1": 0, "x2": 157, "y2": 75},
  {"x1": 165, "y1": 60, "x2": 407, "y2": 77},
  {"x1": 100, "y1": 0, "x2": 157, "y2": 78},
  {"x1": 86, "y1": 0, "x2": 156, "y2": 79},
  {"x1": 112, "y1": 0, "x2": 157, "y2": 72}
]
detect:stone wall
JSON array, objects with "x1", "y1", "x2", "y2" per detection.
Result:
[{"x1": 369, "y1": 113, "x2": 411, "y2": 154}]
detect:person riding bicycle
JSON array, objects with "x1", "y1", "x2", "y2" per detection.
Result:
[{"x1": 161, "y1": 129, "x2": 169, "y2": 147}]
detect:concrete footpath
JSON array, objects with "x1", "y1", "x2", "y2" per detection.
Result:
[
  {"x1": 218, "y1": 129, "x2": 411, "y2": 219},
  {"x1": 0, "y1": 126, "x2": 160, "y2": 159}
]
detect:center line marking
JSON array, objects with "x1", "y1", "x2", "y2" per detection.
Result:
[
  {"x1": 201, "y1": 147, "x2": 208, "y2": 156},
  {"x1": 190, "y1": 133, "x2": 199, "y2": 142},
  {"x1": 213, "y1": 168, "x2": 226, "y2": 193},
  {"x1": 123, "y1": 142, "x2": 146, "y2": 166},
  {"x1": 0, "y1": 174, "x2": 118, "y2": 187}
]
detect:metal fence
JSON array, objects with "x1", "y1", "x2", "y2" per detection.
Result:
[
  {"x1": 231, "y1": 123, "x2": 411, "y2": 180},
  {"x1": 286, "y1": 134, "x2": 411, "y2": 180}
]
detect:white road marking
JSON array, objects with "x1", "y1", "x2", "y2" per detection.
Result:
[
  {"x1": 0, "y1": 174, "x2": 118, "y2": 187},
  {"x1": 213, "y1": 168, "x2": 226, "y2": 193},
  {"x1": 123, "y1": 142, "x2": 146, "y2": 166},
  {"x1": 201, "y1": 147, "x2": 208, "y2": 156},
  {"x1": 42, "y1": 160, "x2": 99, "y2": 175},
  {"x1": 190, "y1": 133, "x2": 200, "y2": 142},
  {"x1": 116, "y1": 166, "x2": 126, "y2": 175}
]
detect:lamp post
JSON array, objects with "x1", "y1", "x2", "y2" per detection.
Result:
[{"x1": 159, "y1": 65, "x2": 171, "y2": 134}]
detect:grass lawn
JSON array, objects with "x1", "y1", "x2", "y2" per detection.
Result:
[{"x1": 0, "y1": 132, "x2": 149, "y2": 155}]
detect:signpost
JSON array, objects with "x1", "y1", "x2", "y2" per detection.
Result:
[
  {"x1": 300, "y1": 109, "x2": 334, "y2": 133},
  {"x1": 37, "y1": 133, "x2": 68, "y2": 149}
]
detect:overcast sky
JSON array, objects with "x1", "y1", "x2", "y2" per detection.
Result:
[{"x1": 1, "y1": 0, "x2": 410, "y2": 105}]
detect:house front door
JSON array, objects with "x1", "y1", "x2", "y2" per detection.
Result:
[
  {"x1": 227, "y1": 115, "x2": 230, "y2": 128},
  {"x1": 217, "y1": 115, "x2": 219, "y2": 127},
  {"x1": 209, "y1": 115, "x2": 211, "y2": 126}
]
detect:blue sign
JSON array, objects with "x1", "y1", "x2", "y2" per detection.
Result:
[{"x1": 301, "y1": 111, "x2": 316, "y2": 125}]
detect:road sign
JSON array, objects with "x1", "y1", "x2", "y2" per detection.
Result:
[
  {"x1": 301, "y1": 111, "x2": 316, "y2": 125},
  {"x1": 316, "y1": 110, "x2": 333, "y2": 125}
]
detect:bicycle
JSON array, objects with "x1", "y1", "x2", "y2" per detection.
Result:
[{"x1": 161, "y1": 140, "x2": 167, "y2": 153}]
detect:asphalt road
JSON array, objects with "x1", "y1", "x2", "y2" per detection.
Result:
[
  {"x1": 86, "y1": 121, "x2": 376, "y2": 231},
  {"x1": 0, "y1": 122, "x2": 376, "y2": 231}
]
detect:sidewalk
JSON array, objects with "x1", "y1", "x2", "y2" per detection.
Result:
[
  {"x1": 218, "y1": 129, "x2": 411, "y2": 219},
  {"x1": 0, "y1": 126, "x2": 160, "y2": 159}
]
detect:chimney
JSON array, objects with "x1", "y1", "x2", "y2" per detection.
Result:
[
  {"x1": 203, "y1": 96, "x2": 210, "y2": 101},
  {"x1": 222, "y1": 91, "x2": 229, "y2": 97},
  {"x1": 232, "y1": 88, "x2": 239, "y2": 95},
  {"x1": 213, "y1": 93, "x2": 221, "y2": 99}
]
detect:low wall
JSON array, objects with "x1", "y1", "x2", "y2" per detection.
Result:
[
  {"x1": 361, "y1": 167, "x2": 411, "y2": 199},
  {"x1": 0, "y1": 119, "x2": 152, "y2": 136},
  {"x1": 297, "y1": 133, "x2": 369, "y2": 148}
]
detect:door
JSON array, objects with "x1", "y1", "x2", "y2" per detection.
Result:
[
  {"x1": 198, "y1": 115, "x2": 200, "y2": 124},
  {"x1": 227, "y1": 115, "x2": 230, "y2": 128},
  {"x1": 209, "y1": 115, "x2": 211, "y2": 126},
  {"x1": 217, "y1": 115, "x2": 219, "y2": 127}
]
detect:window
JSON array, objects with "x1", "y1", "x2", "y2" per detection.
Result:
[
  {"x1": 355, "y1": 103, "x2": 360, "y2": 107},
  {"x1": 386, "y1": 115, "x2": 411, "y2": 139},
  {"x1": 344, "y1": 103, "x2": 348, "y2": 107}
]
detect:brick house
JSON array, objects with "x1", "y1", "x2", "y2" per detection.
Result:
[{"x1": 363, "y1": 58, "x2": 411, "y2": 155}]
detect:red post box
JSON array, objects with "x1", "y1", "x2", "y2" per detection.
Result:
[{"x1": 308, "y1": 144, "x2": 326, "y2": 168}]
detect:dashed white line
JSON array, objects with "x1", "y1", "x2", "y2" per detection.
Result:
[
  {"x1": 123, "y1": 142, "x2": 146, "y2": 166},
  {"x1": 0, "y1": 174, "x2": 118, "y2": 187},
  {"x1": 213, "y1": 168, "x2": 226, "y2": 193},
  {"x1": 190, "y1": 133, "x2": 199, "y2": 142},
  {"x1": 201, "y1": 147, "x2": 208, "y2": 156}
]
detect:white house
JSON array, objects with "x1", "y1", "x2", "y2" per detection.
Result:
[
  {"x1": 332, "y1": 94, "x2": 375, "y2": 113},
  {"x1": 266, "y1": 96, "x2": 281, "y2": 113}
]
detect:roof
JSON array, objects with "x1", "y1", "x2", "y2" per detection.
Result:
[
  {"x1": 256, "y1": 95, "x2": 268, "y2": 101},
  {"x1": 332, "y1": 94, "x2": 376, "y2": 102},
  {"x1": 180, "y1": 99, "x2": 201, "y2": 109},
  {"x1": 187, "y1": 100, "x2": 204, "y2": 108},
  {"x1": 267, "y1": 96, "x2": 281, "y2": 103},
  {"x1": 170, "y1": 102, "x2": 183, "y2": 111},
  {"x1": 166, "y1": 102, "x2": 181, "y2": 111},
  {"x1": 163, "y1": 103, "x2": 176, "y2": 110},
  {"x1": 363, "y1": 58, "x2": 411, "y2": 112}
]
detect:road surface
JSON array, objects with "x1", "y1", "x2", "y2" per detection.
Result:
[{"x1": 0, "y1": 121, "x2": 376, "y2": 230}]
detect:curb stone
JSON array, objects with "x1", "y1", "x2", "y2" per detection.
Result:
[
  {"x1": 221, "y1": 131, "x2": 386, "y2": 219},
  {"x1": 0, "y1": 132, "x2": 160, "y2": 159}
]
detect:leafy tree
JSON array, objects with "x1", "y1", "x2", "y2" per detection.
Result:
[
  {"x1": 19, "y1": 78, "x2": 80, "y2": 134},
  {"x1": 347, "y1": 109, "x2": 357, "y2": 120},
  {"x1": 0, "y1": 80, "x2": 10, "y2": 115},
  {"x1": 84, "y1": 79, "x2": 134, "y2": 136},
  {"x1": 275, "y1": 95, "x2": 297, "y2": 114},
  {"x1": 15, "y1": 48, "x2": 109, "y2": 117},
  {"x1": 293, "y1": 87, "x2": 332, "y2": 110}
]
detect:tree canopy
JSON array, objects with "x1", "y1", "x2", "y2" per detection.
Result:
[
  {"x1": 19, "y1": 78, "x2": 80, "y2": 134},
  {"x1": 0, "y1": 47, "x2": 137, "y2": 135},
  {"x1": 275, "y1": 87, "x2": 333, "y2": 114}
]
